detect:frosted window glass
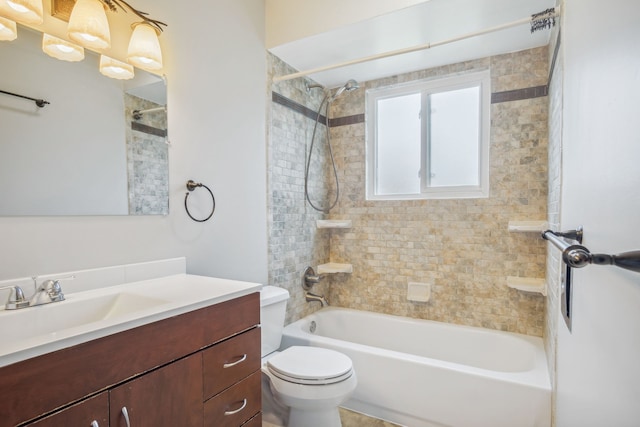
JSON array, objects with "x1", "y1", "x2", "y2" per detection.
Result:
[
  {"x1": 365, "y1": 70, "x2": 489, "y2": 200},
  {"x1": 376, "y1": 93, "x2": 421, "y2": 195},
  {"x1": 429, "y1": 86, "x2": 480, "y2": 187}
]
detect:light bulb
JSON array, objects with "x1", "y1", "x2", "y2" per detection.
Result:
[
  {"x1": 67, "y1": 0, "x2": 110, "y2": 50},
  {"x1": 127, "y1": 22, "x2": 163, "y2": 70},
  {"x1": 0, "y1": 0, "x2": 43, "y2": 24},
  {"x1": 42, "y1": 34, "x2": 84, "y2": 62},
  {"x1": 0, "y1": 16, "x2": 17, "y2": 41},
  {"x1": 99, "y1": 55, "x2": 134, "y2": 80}
]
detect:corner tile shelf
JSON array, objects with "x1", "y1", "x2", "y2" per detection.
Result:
[
  {"x1": 317, "y1": 263, "x2": 353, "y2": 274},
  {"x1": 507, "y1": 276, "x2": 547, "y2": 296},
  {"x1": 507, "y1": 220, "x2": 548, "y2": 233},
  {"x1": 316, "y1": 220, "x2": 352, "y2": 229}
]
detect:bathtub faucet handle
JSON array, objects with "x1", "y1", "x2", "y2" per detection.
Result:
[{"x1": 302, "y1": 266, "x2": 324, "y2": 290}]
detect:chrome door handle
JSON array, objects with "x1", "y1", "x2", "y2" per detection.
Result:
[
  {"x1": 121, "y1": 407, "x2": 131, "y2": 427},
  {"x1": 223, "y1": 354, "x2": 247, "y2": 368},
  {"x1": 224, "y1": 399, "x2": 247, "y2": 416},
  {"x1": 90, "y1": 421, "x2": 99, "y2": 427}
]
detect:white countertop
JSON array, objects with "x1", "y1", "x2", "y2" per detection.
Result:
[{"x1": 0, "y1": 274, "x2": 262, "y2": 368}]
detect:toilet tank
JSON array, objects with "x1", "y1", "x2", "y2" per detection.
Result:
[{"x1": 260, "y1": 286, "x2": 290, "y2": 357}]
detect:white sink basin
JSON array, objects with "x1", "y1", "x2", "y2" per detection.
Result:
[
  {"x1": 1, "y1": 293, "x2": 170, "y2": 343},
  {"x1": 0, "y1": 274, "x2": 261, "y2": 367}
]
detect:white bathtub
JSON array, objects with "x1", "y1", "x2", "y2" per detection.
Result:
[{"x1": 280, "y1": 307, "x2": 551, "y2": 427}]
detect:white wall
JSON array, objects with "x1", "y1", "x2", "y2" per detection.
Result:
[
  {"x1": 0, "y1": 0, "x2": 268, "y2": 284},
  {"x1": 265, "y1": 0, "x2": 429, "y2": 48},
  {"x1": 556, "y1": 0, "x2": 640, "y2": 425}
]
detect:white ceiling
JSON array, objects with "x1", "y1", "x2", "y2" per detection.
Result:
[{"x1": 269, "y1": 0, "x2": 557, "y2": 88}]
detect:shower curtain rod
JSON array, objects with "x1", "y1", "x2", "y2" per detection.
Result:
[
  {"x1": 134, "y1": 106, "x2": 166, "y2": 115},
  {"x1": 132, "y1": 106, "x2": 166, "y2": 120},
  {"x1": 272, "y1": 8, "x2": 560, "y2": 83}
]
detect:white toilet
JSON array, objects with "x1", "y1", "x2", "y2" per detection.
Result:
[{"x1": 260, "y1": 286, "x2": 357, "y2": 427}]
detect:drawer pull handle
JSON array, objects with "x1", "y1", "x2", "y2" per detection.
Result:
[
  {"x1": 121, "y1": 407, "x2": 131, "y2": 427},
  {"x1": 224, "y1": 398, "x2": 247, "y2": 416},
  {"x1": 223, "y1": 354, "x2": 247, "y2": 368},
  {"x1": 90, "y1": 422, "x2": 99, "y2": 427}
]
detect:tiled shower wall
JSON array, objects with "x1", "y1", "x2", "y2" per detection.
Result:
[
  {"x1": 269, "y1": 47, "x2": 550, "y2": 336},
  {"x1": 326, "y1": 47, "x2": 550, "y2": 336},
  {"x1": 124, "y1": 93, "x2": 169, "y2": 215},
  {"x1": 546, "y1": 25, "x2": 563, "y2": 424},
  {"x1": 267, "y1": 55, "x2": 332, "y2": 324}
]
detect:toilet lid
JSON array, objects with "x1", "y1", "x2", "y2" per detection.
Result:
[{"x1": 267, "y1": 346, "x2": 353, "y2": 385}]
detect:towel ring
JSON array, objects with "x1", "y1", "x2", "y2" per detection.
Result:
[{"x1": 184, "y1": 180, "x2": 215, "y2": 222}]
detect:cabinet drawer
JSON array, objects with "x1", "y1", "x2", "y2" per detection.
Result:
[
  {"x1": 203, "y1": 327, "x2": 261, "y2": 400},
  {"x1": 204, "y1": 371, "x2": 261, "y2": 427},
  {"x1": 26, "y1": 392, "x2": 108, "y2": 427}
]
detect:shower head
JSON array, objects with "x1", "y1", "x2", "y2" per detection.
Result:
[{"x1": 330, "y1": 79, "x2": 359, "y2": 101}]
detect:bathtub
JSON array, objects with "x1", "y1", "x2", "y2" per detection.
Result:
[{"x1": 280, "y1": 307, "x2": 551, "y2": 427}]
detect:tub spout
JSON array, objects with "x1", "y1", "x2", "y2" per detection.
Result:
[{"x1": 305, "y1": 292, "x2": 329, "y2": 307}]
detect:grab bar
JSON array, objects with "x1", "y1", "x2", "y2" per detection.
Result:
[{"x1": 542, "y1": 228, "x2": 640, "y2": 273}]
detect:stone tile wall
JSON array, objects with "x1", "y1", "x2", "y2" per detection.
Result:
[
  {"x1": 326, "y1": 47, "x2": 549, "y2": 336},
  {"x1": 124, "y1": 93, "x2": 169, "y2": 215},
  {"x1": 268, "y1": 54, "x2": 332, "y2": 324},
  {"x1": 546, "y1": 25, "x2": 563, "y2": 426}
]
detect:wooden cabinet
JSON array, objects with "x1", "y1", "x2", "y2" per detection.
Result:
[
  {"x1": 26, "y1": 393, "x2": 109, "y2": 427},
  {"x1": 1, "y1": 293, "x2": 260, "y2": 427},
  {"x1": 203, "y1": 327, "x2": 262, "y2": 426},
  {"x1": 110, "y1": 354, "x2": 203, "y2": 427},
  {"x1": 30, "y1": 356, "x2": 205, "y2": 427}
]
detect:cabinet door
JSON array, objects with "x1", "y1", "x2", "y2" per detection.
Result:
[
  {"x1": 26, "y1": 392, "x2": 109, "y2": 427},
  {"x1": 110, "y1": 354, "x2": 203, "y2": 427}
]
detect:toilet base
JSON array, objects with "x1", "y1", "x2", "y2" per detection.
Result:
[{"x1": 288, "y1": 407, "x2": 342, "y2": 427}]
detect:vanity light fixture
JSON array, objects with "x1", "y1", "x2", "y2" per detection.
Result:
[
  {"x1": 67, "y1": 0, "x2": 110, "y2": 50},
  {"x1": 99, "y1": 54, "x2": 133, "y2": 79},
  {"x1": 0, "y1": 0, "x2": 43, "y2": 25},
  {"x1": 1, "y1": 0, "x2": 167, "y2": 79},
  {"x1": 63, "y1": 0, "x2": 166, "y2": 76},
  {"x1": 0, "y1": 15, "x2": 17, "y2": 40},
  {"x1": 42, "y1": 33, "x2": 84, "y2": 61},
  {"x1": 127, "y1": 22, "x2": 162, "y2": 70}
]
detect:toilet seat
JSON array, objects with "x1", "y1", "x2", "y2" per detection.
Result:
[{"x1": 266, "y1": 346, "x2": 353, "y2": 385}]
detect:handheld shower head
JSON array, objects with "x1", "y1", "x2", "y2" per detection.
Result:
[{"x1": 330, "y1": 79, "x2": 359, "y2": 101}]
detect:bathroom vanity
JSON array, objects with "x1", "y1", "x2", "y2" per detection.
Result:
[{"x1": 0, "y1": 271, "x2": 262, "y2": 427}]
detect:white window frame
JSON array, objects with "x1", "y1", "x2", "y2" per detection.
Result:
[{"x1": 366, "y1": 70, "x2": 491, "y2": 200}]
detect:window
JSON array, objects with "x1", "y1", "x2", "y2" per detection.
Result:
[{"x1": 366, "y1": 70, "x2": 490, "y2": 200}]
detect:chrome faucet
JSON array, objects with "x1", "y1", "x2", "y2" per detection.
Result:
[
  {"x1": 30, "y1": 279, "x2": 66, "y2": 307},
  {"x1": 305, "y1": 292, "x2": 329, "y2": 307},
  {"x1": 0, "y1": 285, "x2": 29, "y2": 310}
]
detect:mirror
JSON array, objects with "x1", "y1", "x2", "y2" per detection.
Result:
[{"x1": 0, "y1": 26, "x2": 168, "y2": 216}]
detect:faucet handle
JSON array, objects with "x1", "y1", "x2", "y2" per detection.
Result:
[
  {"x1": 0, "y1": 285, "x2": 29, "y2": 310},
  {"x1": 302, "y1": 266, "x2": 324, "y2": 290},
  {"x1": 39, "y1": 275, "x2": 73, "y2": 302}
]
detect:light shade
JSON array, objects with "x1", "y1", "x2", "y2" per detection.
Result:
[
  {"x1": 0, "y1": 16, "x2": 17, "y2": 41},
  {"x1": 67, "y1": 0, "x2": 110, "y2": 50},
  {"x1": 0, "y1": 0, "x2": 43, "y2": 25},
  {"x1": 42, "y1": 34, "x2": 84, "y2": 62},
  {"x1": 99, "y1": 55, "x2": 134, "y2": 80},
  {"x1": 127, "y1": 22, "x2": 162, "y2": 71}
]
